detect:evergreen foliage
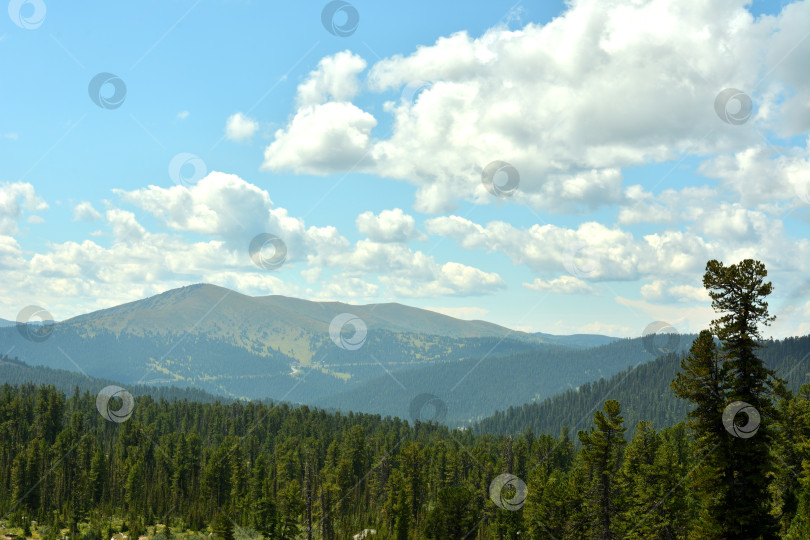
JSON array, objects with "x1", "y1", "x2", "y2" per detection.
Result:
[{"x1": 3, "y1": 259, "x2": 810, "y2": 538}]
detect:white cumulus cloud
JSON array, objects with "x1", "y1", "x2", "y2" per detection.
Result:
[
  {"x1": 0, "y1": 182, "x2": 48, "y2": 234},
  {"x1": 262, "y1": 0, "x2": 810, "y2": 213},
  {"x1": 524, "y1": 276, "x2": 596, "y2": 295},
  {"x1": 73, "y1": 201, "x2": 102, "y2": 222},
  {"x1": 226, "y1": 112, "x2": 259, "y2": 142},
  {"x1": 356, "y1": 208, "x2": 423, "y2": 243}
]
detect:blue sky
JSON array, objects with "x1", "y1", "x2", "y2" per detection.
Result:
[{"x1": 2, "y1": 0, "x2": 810, "y2": 338}]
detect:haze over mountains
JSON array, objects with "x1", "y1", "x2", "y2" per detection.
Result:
[
  {"x1": 477, "y1": 335, "x2": 810, "y2": 437},
  {"x1": 0, "y1": 354, "x2": 226, "y2": 405},
  {"x1": 0, "y1": 283, "x2": 655, "y2": 423},
  {"x1": 3, "y1": 283, "x2": 809, "y2": 429},
  {"x1": 313, "y1": 335, "x2": 693, "y2": 424}
]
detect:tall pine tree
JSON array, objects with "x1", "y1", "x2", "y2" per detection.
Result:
[
  {"x1": 673, "y1": 259, "x2": 780, "y2": 538},
  {"x1": 704, "y1": 259, "x2": 779, "y2": 538}
]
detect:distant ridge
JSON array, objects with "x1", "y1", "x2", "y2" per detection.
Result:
[
  {"x1": 0, "y1": 355, "x2": 229, "y2": 404},
  {"x1": 531, "y1": 332, "x2": 619, "y2": 348},
  {"x1": 476, "y1": 335, "x2": 810, "y2": 437},
  {"x1": 60, "y1": 283, "x2": 531, "y2": 341},
  {"x1": 316, "y1": 335, "x2": 695, "y2": 425},
  {"x1": 1, "y1": 283, "x2": 629, "y2": 424}
]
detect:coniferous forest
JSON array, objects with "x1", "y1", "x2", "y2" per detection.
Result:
[{"x1": 2, "y1": 260, "x2": 810, "y2": 539}]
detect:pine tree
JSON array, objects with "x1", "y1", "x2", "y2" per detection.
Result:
[
  {"x1": 616, "y1": 421, "x2": 659, "y2": 538},
  {"x1": 88, "y1": 448, "x2": 107, "y2": 505},
  {"x1": 774, "y1": 384, "x2": 810, "y2": 536},
  {"x1": 203, "y1": 443, "x2": 232, "y2": 511},
  {"x1": 578, "y1": 400, "x2": 626, "y2": 539},
  {"x1": 319, "y1": 485, "x2": 334, "y2": 540},
  {"x1": 399, "y1": 442, "x2": 425, "y2": 522},
  {"x1": 228, "y1": 444, "x2": 248, "y2": 524},
  {"x1": 671, "y1": 330, "x2": 730, "y2": 538},
  {"x1": 653, "y1": 425, "x2": 692, "y2": 538},
  {"x1": 10, "y1": 451, "x2": 27, "y2": 510},
  {"x1": 253, "y1": 480, "x2": 278, "y2": 539},
  {"x1": 394, "y1": 482, "x2": 410, "y2": 540},
  {"x1": 385, "y1": 469, "x2": 410, "y2": 540},
  {"x1": 303, "y1": 457, "x2": 314, "y2": 540},
  {"x1": 171, "y1": 435, "x2": 192, "y2": 514},
  {"x1": 278, "y1": 479, "x2": 303, "y2": 540},
  {"x1": 250, "y1": 455, "x2": 278, "y2": 539},
  {"x1": 703, "y1": 258, "x2": 780, "y2": 538},
  {"x1": 211, "y1": 511, "x2": 234, "y2": 540},
  {"x1": 615, "y1": 422, "x2": 690, "y2": 538},
  {"x1": 524, "y1": 466, "x2": 567, "y2": 538},
  {"x1": 424, "y1": 486, "x2": 479, "y2": 539},
  {"x1": 563, "y1": 454, "x2": 590, "y2": 539}
]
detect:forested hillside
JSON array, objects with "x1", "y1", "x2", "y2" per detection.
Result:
[
  {"x1": 0, "y1": 324, "x2": 542, "y2": 402},
  {"x1": 0, "y1": 356, "x2": 227, "y2": 405},
  {"x1": 2, "y1": 259, "x2": 808, "y2": 538},
  {"x1": 478, "y1": 335, "x2": 810, "y2": 436},
  {"x1": 317, "y1": 335, "x2": 693, "y2": 425},
  {"x1": 2, "y1": 280, "x2": 680, "y2": 424},
  {"x1": 1, "y1": 380, "x2": 809, "y2": 539}
]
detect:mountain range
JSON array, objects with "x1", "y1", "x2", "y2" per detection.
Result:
[
  {"x1": 313, "y1": 334, "x2": 693, "y2": 425},
  {"x1": 0, "y1": 284, "x2": 635, "y2": 423},
  {"x1": 3, "y1": 283, "x2": 808, "y2": 430}
]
